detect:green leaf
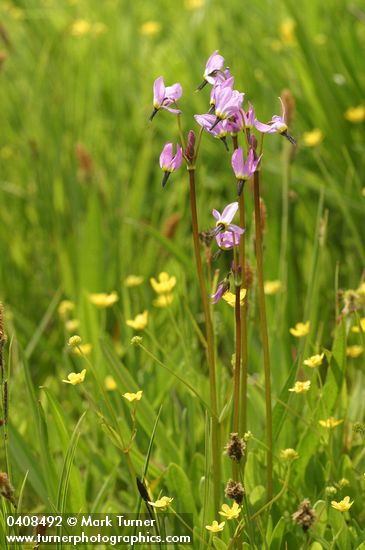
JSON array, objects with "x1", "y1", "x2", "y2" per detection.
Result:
[{"x1": 166, "y1": 463, "x2": 198, "y2": 522}]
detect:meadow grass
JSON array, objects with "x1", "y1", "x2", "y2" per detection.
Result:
[{"x1": 0, "y1": 0, "x2": 365, "y2": 548}]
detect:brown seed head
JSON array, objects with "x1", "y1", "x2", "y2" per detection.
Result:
[
  {"x1": 163, "y1": 213, "x2": 181, "y2": 240},
  {"x1": 292, "y1": 499, "x2": 315, "y2": 532},
  {"x1": 225, "y1": 479, "x2": 245, "y2": 504},
  {"x1": 75, "y1": 143, "x2": 95, "y2": 179},
  {"x1": 224, "y1": 433, "x2": 246, "y2": 462},
  {"x1": 244, "y1": 261, "x2": 253, "y2": 290},
  {"x1": 281, "y1": 89, "x2": 296, "y2": 128},
  {"x1": 0, "y1": 472, "x2": 16, "y2": 506}
]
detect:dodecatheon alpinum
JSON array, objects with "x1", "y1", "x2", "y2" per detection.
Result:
[
  {"x1": 150, "y1": 76, "x2": 182, "y2": 121},
  {"x1": 212, "y1": 202, "x2": 244, "y2": 250},
  {"x1": 210, "y1": 86, "x2": 244, "y2": 130},
  {"x1": 231, "y1": 147, "x2": 263, "y2": 195},
  {"x1": 254, "y1": 97, "x2": 296, "y2": 144},
  {"x1": 197, "y1": 50, "x2": 225, "y2": 90},
  {"x1": 194, "y1": 114, "x2": 229, "y2": 151},
  {"x1": 159, "y1": 143, "x2": 183, "y2": 187}
]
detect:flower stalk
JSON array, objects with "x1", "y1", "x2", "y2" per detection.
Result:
[
  {"x1": 253, "y1": 170, "x2": 273, "y2": 500},
  {"x1": 188, "y1": 167, "x2": 221, "y2": 513},
  {"x1": 232, "y1": 136, "x2": 249, "y2": 439}
]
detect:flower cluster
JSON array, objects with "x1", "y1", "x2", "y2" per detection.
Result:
[{"x1": 150, "y1": 50, "x2": 296, "y2": 309}]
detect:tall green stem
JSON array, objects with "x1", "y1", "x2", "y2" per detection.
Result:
[
  {"x1": 253, "y1": 170, "x2": 273, "y2": 500},
  {"x1": 188, "y1": 168, "x2": 221, "y2": 513}
]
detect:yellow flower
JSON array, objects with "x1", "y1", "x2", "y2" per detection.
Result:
[
  {"x1": 346, "y1": 345, "x2": 363, "y2": 358},
  {"x1": 280, "y1": 448, "x2": 299, "y2": 461},
  {"x1": 148, "y1": 496, "x2": 173, "y2": 511},
  {"x1": 319, "y1": 417, "x2": 343, "y2": 429},
  {"x1": 290, "y1": 321, "x2": 310, "y2": 337},
  {"x1": 289, "y1": 380, "x2": 311, "y2": 393},
  {"x1": 124, "y1": 275, "x2": 144, "y2": 288},
  {"x1": 65, "y1": 319, "x2": 80, "y2": 332},
  {"x1": 325, "y1": 486, "x2": 337, "y2": 496},
  {"x1": 58, "y1": 300, "x2": 74, "y2": 319},
  {"x1": 185, "y1": 0, "x2": 204, "y2": 9},
  {"x1": 63, "y1": 369, "x2": 86, "y2": 385},
  {"x1": 222, "y1": 289, "x2": 247, "y2": 307},
  {"x1": 150, "y1": 272, "x2": 176, "y2": 294},
  {"x1": 70, "y1": 19, "x2": 92, "y2": 36},
  {"x1": 105, "y1": 375, "x2": 117, "y2": 391},
  {"x1": 123, "y1": 391, "x2": 143, "y2": 402},
  {"x1": 153, "y1": 294, "x2": 174, "y2": 308},
  {"x1": 264, "y1": 280, "x2": 282, "y2": 295},
  {"x1": 303, "y1": 129, "x2": 323, "y2": 147},
  {"x1": 126, "y1": 311, "x2": 148, "y2": 330},
  {"x1": 205, "y1": 520, "x2": 225, "y2": 533},
  {"x1": 351, "y1": 318, "x2": 365, "y2": 333},
  {"x1": 279, "y1": 18, "x2": 296, "y2": 44},
  {"x1": 89, "y1": 291, "x2": 118, "y2": 308},
  {"x1": 344, "y1": 105, "x2": 365, "y2": 123},
  {"x1": 140, "y1": 21, "x2": 161, "y2": 36},
  {"x1": 303, "y1": 353, "x2": 324, "y2": 368},
  {"x1": 331, "y1": 496, "x2": 353, "y2": 512},
  {"x1": 218, "y1": 502, "x2": 241, "y2": 520},
  {"x1": 73, "y1": 343, "x2": 92, "y2": 356}
]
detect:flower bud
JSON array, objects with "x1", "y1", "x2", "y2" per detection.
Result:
[
  {"x1": 68, "y1": 335, "x2": 82, "y2": 348},
  {"x1": 185, "y1": 130, "x2": 196, "y2": 164}
]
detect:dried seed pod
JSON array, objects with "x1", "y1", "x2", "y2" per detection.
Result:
[
  {"x1": 225, "y1": 479, "x2": 245, "y2": 504},
  {"x1": 292, "y1": 499, "x2": 316, "y2": 532},
  {"x1": 224, "y1": 433, "x2": 246, "y2": 462}
]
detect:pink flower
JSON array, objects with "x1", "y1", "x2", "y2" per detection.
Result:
[
  {"x1": 194, "y1": 114, "x2": 229, "y2": 150},
  {"x1": 197, "y1": 50, "x2": 226, "y2": 89},
  {"x1": 210, "y1": 77, "x2": 235, "y2": 110},
  {"x1": 211, "y1": 87, "x2": 244, "y2": 129},
  {"x1": 159, "y1": 143, "x2": 183, "y2": 187},
  {"x1": 211, "y1": 279, "x2": 230, "y2": 304},
  {"x1": 254, "y1": 97, "x2": 296, "y2": 144},
  {"x1": 231, "y1": 147, "x2": 262, "y2": 194},
  {"x1": 150, "y1": 76, "x2": 182, "y2": 120},
  {"x1": 212, "y1": 202, "x2": 244, "y2": 249}
]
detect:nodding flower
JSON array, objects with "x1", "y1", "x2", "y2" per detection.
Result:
[
  {"x1": 212, "y1": 202, "x2": 244, "y2": 250},
  {"x1": 231, "y1": 147, "x2": 262, "y2": 195},
  {"x1": 211, "y1": 279, "x2": 230, "y2": 304},
  {"x1": 194, "y1": 114, "x2": 229, "y2": 150},
  {"x1": 254, "y1": 97, "x2": 296, "y2": 144},
  {"x1": 211, "y1": 86, "x2": 244, "y2": 129},
  {"x1": 159, "y1": 143, "x2": 183, "y2": 187},
  {"x1": 150, "y1": 76, "x2": 182, "y2": 121},
  {"x1": 209, "y1": 76, "x2": 235, "y2": 111},
  {"x1": 197, "y1": 50, "x2": 225, "y2": 89}
]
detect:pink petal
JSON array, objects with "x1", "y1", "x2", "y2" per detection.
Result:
[
  {"x1": 231, "y1": 147, "x2": 244, "y2": 177},
  {"x1": 153, "y1": 76, "x2": 165, "y2": 107},
  {"x1": 212, "y1": 208, "x2": 221, "y2": 221},
  {"x1": 278, "y1": 96, "x2": 286, "y2": 123},
  {"x1": 221, "y1": 202, "x2": 239, "y2": 223},
  {"x1": 254, "y1": 120, "x2": 276, "y2": 134},
  {"x1": 159, "y1": 143, "x2": 173, "y2": 169}
]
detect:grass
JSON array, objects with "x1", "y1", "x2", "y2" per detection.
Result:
[{"x1": 0, "y1": 0, "x2": 365, "y2": 548}]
